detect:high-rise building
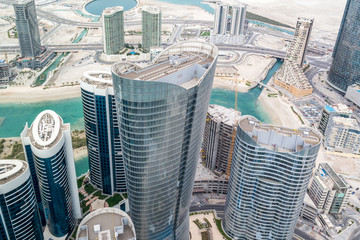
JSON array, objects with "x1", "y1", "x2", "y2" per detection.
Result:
[
  {"x1": 324, "y1": 116, "x2": 360, "y2": 153},
  {"x1": 286, "y1": 17, "x2": 314, "y2": 67},
  {"x1": 13, "y1": 0, "x2": 42, "y2": 58},
  {"x1": 111, "y1": 41, "x2": 218, "y2": 240},
  {"x1": 21, "y1": 110, "x2": 81, "y2": 238},
  {"x1": 328, "y1": 0, "x2": 360, "y2": 93},
  {"x1": 345, "y1": 83, "x2": 360, "y2": 108},
  {"x1": 201, "y1": 104, "x2": 241, "y2": 173},
  {"x1": 102, "y1": 7, "x2": 125, "y2": 55},
  {"x1": 142, "y1": 6, "x2": 161, "y2": 50},
  {"x1": 0, "y1": 159, "x2": 44, "y2": 240},
  {"x1": 229, "y1": 4, "x2": 247, "y2": 36},
  {"x1": 318, "y1": 104, "x2": 353, "y2": 134},
  {"x1": 223, "y1": 116, "x2": 321, "y2": 240},
  {"x1": 213, "y1": 3, "x2": 229, "y2": 35},
  {"x1": 308, "y1": 163, "x2": 351, "y2": 214},
  {"x1": 80, "y1": 71, "x2": 126, "y2": 195},
  {"x1": 0, "y1": 61, "x2": 10, "y2": 87},
  {"x1": 76, "y1": 208, "x2": 136, "y2": 240}
]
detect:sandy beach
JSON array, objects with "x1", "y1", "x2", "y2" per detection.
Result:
[
  {"x1": 0, "y1": 86, "x2": 81, "y2": 104},
  {"x1": 74, "y1": 146, "x2": 88, "y2": 160}
]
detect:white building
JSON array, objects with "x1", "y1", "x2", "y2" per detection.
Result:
[
  {"x1": 308, "y1": 163, "x2": 351, "y2": 214},
  {"x1": 324, "y1": 116, "x2": 360, "y2": 153}
]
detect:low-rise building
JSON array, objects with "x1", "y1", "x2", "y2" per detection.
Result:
[
  {"x1": 201, "y1": 104, "x2": 241, "y2": 174},
  {"x1": 16, "y1": 48, "x2": 55, "y2": 70},
  {"x1": 308, "y1": 163, "x2": 351, "y2": 214},
  {"x1": 324, "y1": 116, "x2": 360, "y2": 153},
  {"x1": 318, "y1": 104, "x2": 353, "y2": 135},
  {"x1": 300, "y1": 193, "x2": 320, "y2": 223},
  {"x1": 345, "y1": 84, "x2": 360, "y2": 108},
  {"x1": 76, "y1": 207, "x2": 136, "y2": 240},
  {"x1": 274, "y1": 61, "x2": 313, "y2": 98}
]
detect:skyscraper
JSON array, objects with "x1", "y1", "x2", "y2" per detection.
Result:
[
  {"x1": 328, "y1": 0, "x2": 360, "y2": 92},
  {"x1": 142, "y1": 6, "x2": 161, "y2": 50},
  {"x1": 213, "y1": 3, "x2": 229, "y2": 35},
  {"x1": 80, "y1": 71, "x2": 126, "y2": 195},
  {"x1": 21, "y1": 110, "x2": 81, "y2": 238},
  {"x1": 223, "y1": 116, "x2": 321, "y2": 240},
  {"x1": 13, "y1": 0, "x2": 42, "y2": 58},
  {"x1": 0, "y1": 159, "x2": 44, "y2": 240},
  {"x1": 102, "y1": 7, "x2": 125, "y2": 55},
  {"x1": 112, "y1": 41, "x2": 218, "y2": 240},
  {"x1": 286, "y1": 17, "x2": 314, "y2": 67},
  {"x1": 229, "y1": 4, "x2": 247, "y2": 36}
]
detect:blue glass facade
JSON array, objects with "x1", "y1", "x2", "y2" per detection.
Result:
[
  {"x1": 328, "y1": 0, "x2": 360, "y2": 92},
  {"x1": 223, "y1": 117, "x2": 321, "y2": 240},
  {"x1": 112, "y1": 42, "x2": 218, "y2": 240},
  {"x1": 81, "y1": 87, "x2": 126, "y2": 195},
  {"x1": 0, "y1": 164, "x2": 44, "y2": 240},
  {"x1": 24, "y1": 144, "x2": 46, "y2": 226}
]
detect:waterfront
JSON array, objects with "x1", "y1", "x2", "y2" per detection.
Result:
[{"x1": 85, "y1": 0, "x2": 137, "y2": 16}]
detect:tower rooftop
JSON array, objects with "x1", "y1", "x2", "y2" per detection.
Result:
[
  {"x1": 102, "y1": 6, "x2": 124, "y2": 16},
  {"x1": 0, "y1": 160, "x2": 27, "y2": 185}
]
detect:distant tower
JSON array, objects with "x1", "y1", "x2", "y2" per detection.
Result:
[
  {"x1": 13, "y1": 0, "x2": 41, "y2": 58},
  {"x1": 229, "y1": 4, "x2": 247, "y2": 36},
  {"x1": 328, "y1": 0, "x2": 360, "y2": 92},
  {"x1": 80, "y1": 71, "x2": 126, "y2": 195},
  {"x1": 223, "y1": 116, "x2": 321, "y2": 240},
  {"x1": 102, "y1": 7, "x2": 125, "y2": 55},
  {"x1": 201, "y1": 104, "x2": 241, "y2": 173},
  {"x1": 286, "y1": 17, "x2": 314, "y2": 67},
  {"x1": 112, "y1": 41, "x2": 218, "y2": 240},
  {"x1": 0, "y1": 159, "x2": 44, "y2": 240},
  {"x1": 213, "y1": 3, "x2": 228, "y2": 35},
  {"x1": 21, "y1": 110, "x2": 81, "y2": 238},
  {"x1": 142, "y1": 6, "x2": 161, "y2": 50}
]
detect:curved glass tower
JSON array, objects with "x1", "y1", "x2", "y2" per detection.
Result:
[
  {"x1": 142, "y1": 6, "x2": 161, "y2": 50},
  {"x1": 21, "y1": 110, "x2": 81, "y2": 237},
  {"x1": 112, "y1": 41, "x2": 218, "y2": 240},
  {"x1": 328, "y1": 0, "x2": 360, "y2": 93},
  {"x1": 223, "y1": 116, "x2": 321, "y2": 240},
  {"x1": 102, "y1": 7, "x2": 125, "y2": 55},
  {"x1": 81, "y1": 71, "x2": 126, "y2": 195},
  {"x1": 0, "y1": 160, "x2": 44, "y2": 240}
]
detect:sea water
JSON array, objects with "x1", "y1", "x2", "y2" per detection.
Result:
[{"x1": 85, "y1": 0, "x2": 137, "y2": 16}]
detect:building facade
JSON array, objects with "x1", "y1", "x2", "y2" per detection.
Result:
[
  {"x1": 229, "y1": 4, "x2": 247, "y2": 36},
  {"x1": 223, "y1": 116, "x2": 321, "y2": 240},
  {"x1": 0, "y1": 62, "x2": 10, "y2": 87},
  {"x1": 21, "y1": 110, "x2": 81, "y2": 238},
  {"x1": 112, "y1": 41, "x2": 218, "y2": 240},
  {"x1": 318, "y1": 104, "x2": 353, "y2": 134},
  {"x1": 324, "y1": 116, "x2": 360, "y2": 153},
  {"x1": 142, "y1": 6, "x2": 161, "y2": 50},
  {"x1": 0, "y1": 159, "x2": 44, "y2": 240},
  {"x1": 213, "y1": 3, "x2": 229, "y2": 35},
  {"x1": 201, "y1": 104, "x2": 241, "y2": 173},
  {"x1": 13, "y1": 0, "x2": 42, "y2": 58},
  {"x1": 103, "y1": 7, "x2": 125, "y2": 55},
  {"x1": 345, "y1": 84, "x2": 360, "y2": 108},
  {"x1": 328, "y1": 0, "x2": 360, "y2": 92},
  {"x1": 80, "y1": 71, "x2": 126, "y2": 195},
  {"x1": 308, "y1": 163, "x2": 350, "y2": 214}
]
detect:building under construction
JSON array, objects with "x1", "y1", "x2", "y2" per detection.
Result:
[
  {"x1": 201, "y1": 104, "x2": 241, "y2": 174},
  {"x1": 0, "y1": 60, "x2": 10, "y2": 87}
]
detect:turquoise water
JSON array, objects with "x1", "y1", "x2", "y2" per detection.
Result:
[
  {"x1": 0, "y1": 60, "x2": 282, "y2": 138},
  {"x1": 33, "y1": 53, "x2": 67, "y2": 87},
  {"x1": 158, "y1": 0, "x2": 214, "y2": 13},
  {"x1": 0, "y1": 98, "x2": 84, "y2": 138},
  {"x1": 75, "y1": 156, "x2": 89, "y2": 177},
  {"x1": 73, "y1": 28, "x2": 88, "y2": 43},
  {"x1": 248, "y1": 20, "x2": 294, "y2": 35},
  {"x1": 85, "y1": 0, "x2": 137, "y2": 16}
]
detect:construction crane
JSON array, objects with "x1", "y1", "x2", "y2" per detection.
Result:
[
  {"x1": 226, "y1": 75, "x2": 239, "y2": 179},
  {"x1": 5, "y1": 53, "x2": 8, "y2": 64}
]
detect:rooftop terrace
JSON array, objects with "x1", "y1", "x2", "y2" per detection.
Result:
[
  {"x1": 240, "y1": 116, "x2": 321, "y2": 153},
  {"x1": 103, "y1": 6, "x2": 124, "y2": 16},
  {"x1": 77, "y1": 208, "x2": 136, "y2": 240},
  {"x1": 208, "y1": 104, "x2": 241, "y2": 126},
  {"x1": 81, "y1": 71, "x2": 113, "y2": 89},
  {"x1": 318, "y1": 163, "x2": 348, "y2": 190},
  {"x1": 0, "y1": 160, "x2": 27, "y2": 186}
]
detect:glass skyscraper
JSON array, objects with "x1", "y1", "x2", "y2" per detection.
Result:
[
  {"x1": 112, "y1": 41, "x2": 218, "y2": 240},
  {"x1": 142, "y1": 6, "x2": 161, "y2": 50},
  {"x1": 328, "y1": 0, "x2": 360, "y2": 93},
  {"x1": 21, "y1": 110, "x2": 81, "y2": 238},
  {"x1": 13, "y1": 0, "x2": 42, "y2": 58},
  {"x1": 0, "y1": 159, "x2": 44, "y2": 240},
  {"x1": 81, "y1": 71, "x2": 126, "y2": 195},
  {"x1": 102, "y1": 7, "x2": 125, "y2": 55},
  {"x1": 223, "y1": 116, "x2": 321, "y2": 240}
]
